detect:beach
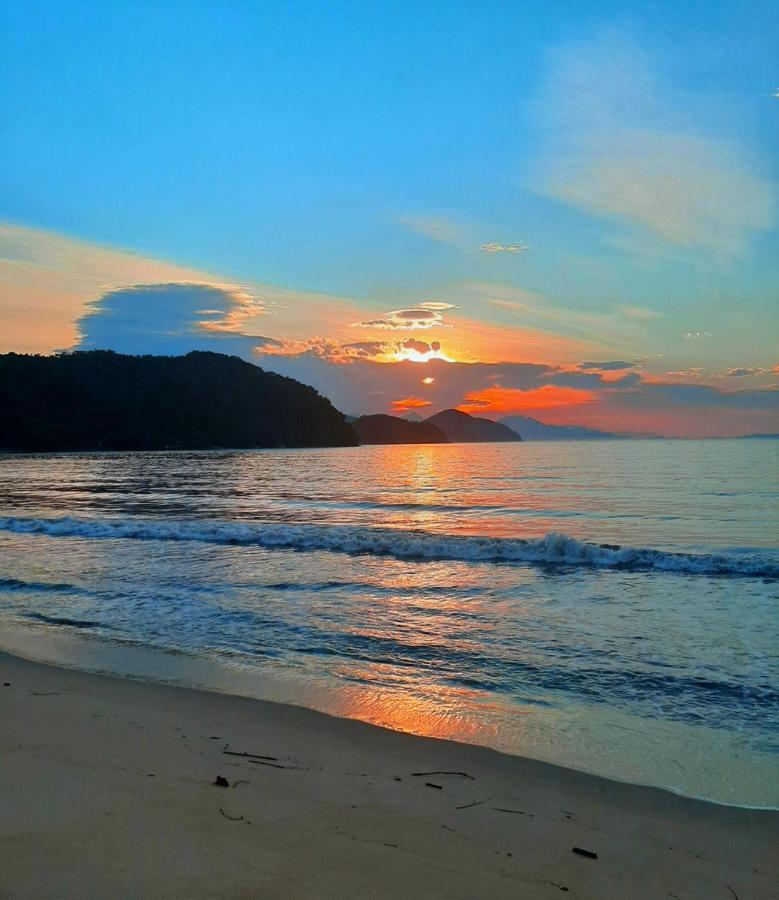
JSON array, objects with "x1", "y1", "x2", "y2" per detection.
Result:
[{"x1": 2, "y1": 649, "x2": 777, "y2": 899}]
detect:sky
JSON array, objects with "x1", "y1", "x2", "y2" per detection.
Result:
[{"x1": 1, "y1": 0, "x2": 777, "y2": 437}]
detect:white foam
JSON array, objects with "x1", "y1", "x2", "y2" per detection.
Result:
[{"x1": 0, "y1": 516, "x2": 776, "y2": 577}]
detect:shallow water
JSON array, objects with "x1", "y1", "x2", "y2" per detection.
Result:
[{"x1": 0, "y1": 441, "x2": 777, "y2": 806}]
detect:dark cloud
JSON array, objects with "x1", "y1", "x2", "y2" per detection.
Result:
[
  {"x1": 352, "y1": 307, "x2": 449, "y2": 330},
  {"x1": 578, "y1": 360, "x2": 636, "y2": 371},
  {"x1": 725, "y1": 367, "x2": 769, "y2": 377},
  {"x1": 76, "y1": 283, "x2": 275, "y2": 358}
]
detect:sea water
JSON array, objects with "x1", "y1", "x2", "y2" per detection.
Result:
[{"x1": 0, "y1": 440, "x2": 777, "y2": 806}]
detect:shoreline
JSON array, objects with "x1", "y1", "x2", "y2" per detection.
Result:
[
  {"x1": 2, "y1": 649, "x2": 777, "y2": 898},
  {"x1": 2, "y1": 619, "x2": 777, "y2": 812}
]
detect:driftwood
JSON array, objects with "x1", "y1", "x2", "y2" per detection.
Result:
[
  {"x1": 455, "y1": 800, "x2": 483, "y2": 810},
  {"x1": 572, "y1": 846, "x2": 598, "y2": 859},
  {"x1": 491, "y1": 807, "x2": 526, "y2": 815},
  {"x1": 219, "y1": 808, "x2": 244, "y2": 821},
  {"x1": 248, "y1": 759, "x2": 286, "y2": 769},
  {"x1": 425, "y1": 782, "x2": 443, "y2": 790},
  {"x1": 223, "y1": 749, "x2": 279, "y2": 761},
  {"x1": 411, "y1": 771, "x2": 475, "y2": 780}
]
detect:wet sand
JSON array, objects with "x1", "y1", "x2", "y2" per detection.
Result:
[{"x1": 1, "y1": 650, "x2": 777, "y2": 899}]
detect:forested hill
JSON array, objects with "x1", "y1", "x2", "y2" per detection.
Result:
[{"x1": 0, "y1": 351, "x2": 358, "y2": 451}]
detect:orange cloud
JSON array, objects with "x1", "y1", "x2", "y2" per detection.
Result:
[
  {"x1": 391, "y1": 396, "x2": 433, "y2": 413},
  {"x1": 457, "y1": 384, "x2": 598, "y2": 414}
]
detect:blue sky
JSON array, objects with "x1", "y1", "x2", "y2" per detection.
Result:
[{"x1": 1, "y1": 0, "x2": 777, "y2": 435}]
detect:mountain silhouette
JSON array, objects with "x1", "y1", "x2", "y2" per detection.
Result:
[
  {"x1": 351, "y1": 414, "x2": 447, "y2": 444},
  {"x1": 425, "y1": 409, "x2": 522, "y2": 442},
  {"x1": 0, "y1": 350, "x2": 357, "y2": 451}
]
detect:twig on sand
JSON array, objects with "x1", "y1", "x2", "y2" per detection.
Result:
[
  {"x1": 219, "y1": 808, "x2": 244, "y2": 822},
  {"x1": 491, "y1": 807, "x2": 526, "y2": 815},
  {"x1": 223, "y1": 749, "x2": 279, "y2": 761},
  {"x1": 249, "y1": 759, "x2": 286, "y2": 769},
  {"x1": 456, "y1": 800, "x2": 483, "y2": 810},
  {"x1": 383, "y1": 842, "x2": 397, "y2": 848},
  {"x1": 549, "y1": 882, "x2": 569, "y2": 892},
  {"x1": 425, "y1": 782, "x2": 443, "y2": 790},
  {"x1": 232, "y1": 780, "x2": 250, "y2": 788},
  {"x1": 411, "y1": 771, "x2": 475, "y2": 780},
  {"x1": 31, "y1": 691, "x2": 60, "y2": 696},
  {"x1": 726, "y1": 886, "x2": 739, "y2": 900},
  {"x1": 572, "y1": 847, "x2": 598, "y2": 859}
]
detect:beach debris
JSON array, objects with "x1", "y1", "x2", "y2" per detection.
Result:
[
  {"x1": 3, "y1": 682, "x2": 10, "y2": 686},
  {"x1": 219, "y1": 808, "x2": 244, "y2": 822},
  {"x1": 31, "y1": 691, "x2": 60, "y2": 696},
  {"x1": 425, "y1": 782, "x2": 443, "y2": 790},
  {"x1": 572, "y1": 846, "x2": 598, "y2": 859},
  {"x1": 223, "y1": 748, "x2": 278, "y2": 761},
  {"x1": 549, "y1": 881, "x2": 569, "y2": 892},
  {"x1": 456, "y1": 800, "x2": 483, "y2": 810},
  {"x1": 726, "y1": 887, "x2": 739, "y2": 900},
  {"x1": 383, "y1": 843, "x2": 398, "y2": 848},
  {"x1": 412, "y1": 771, "x2": 475, "y2": 780},
  {"x1": 491, "y1": 807, "x2": 526, "y2": 815},
  {"x1": 393, "y1": 775, "x2": 402, "y2": 781},
  {"x1": 248, "y1": 759, "x2": 286, "y2": 769},
  {"x1": 214, "y1": 775, "x2": 230, "y2": 787},
  {"x1": 232, "y1": 779, "x2": 250, "y2": 788}
]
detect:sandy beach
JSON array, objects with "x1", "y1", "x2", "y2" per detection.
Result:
[{"x1": 0, "y1": 650, "x2": 776, "y2": 899}]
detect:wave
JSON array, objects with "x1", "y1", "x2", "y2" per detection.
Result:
[{"x1": 1, "y1": 515, "x2": 776, "y2": 578}]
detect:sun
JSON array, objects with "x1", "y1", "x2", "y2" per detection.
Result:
[
  {"x1": 422, "y1": 376, "x2": 435, "y2": 385},
  {"x1": 389, "y1": 346, "x2": 453, "y2": 363}
]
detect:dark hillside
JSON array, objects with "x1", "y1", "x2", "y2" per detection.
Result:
[{"x1": 0, "y1": 350, "x2": 357, "y2": 451}]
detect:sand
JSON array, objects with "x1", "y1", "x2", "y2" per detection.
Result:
[{"x1": 1, "y1": 650, "x2": 777, "y2": 899}]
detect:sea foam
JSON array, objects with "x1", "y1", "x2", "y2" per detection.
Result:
[{"x1": 1, "y1": 515, "x2": 776, "y2": 578}]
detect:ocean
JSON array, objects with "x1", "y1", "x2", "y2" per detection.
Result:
[{"x1": 0, "y1": 440, "x2": 777, "y2": 807}]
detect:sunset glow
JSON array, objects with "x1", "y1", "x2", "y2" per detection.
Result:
[{"x1": 457, "y1": 385, "x2": 599, "y2": 415}]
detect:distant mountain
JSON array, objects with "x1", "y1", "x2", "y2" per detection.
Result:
[
  {"x1": 737, "y1": 433, "x2": 779, "y2": 439},
  {"x1": 425, "y1": 409, "x2": 522, "y2": 442},
  {"x1": 498, "y1": 415, "x2": 624, "y2": 441},
  {"x1": 0, "y1": 350, "x2": 358, "y2": 451},
  {"x1": 352, "y1": 414, "x2": 447, "y2": 444}
]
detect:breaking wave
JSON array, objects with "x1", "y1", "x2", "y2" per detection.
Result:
[{"x1": 1, "y1": 515, "x2": 776, "y2": 578}]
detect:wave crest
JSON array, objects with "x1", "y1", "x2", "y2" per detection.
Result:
[{"x1": 0, "y1": 516, "x2": 776, "y2": 578}]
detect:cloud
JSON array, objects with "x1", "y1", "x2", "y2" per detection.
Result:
[
  {"x1": 479, "y1": 242, "x2": 528, "y2": 254},
  {"x1": 615, "y1": 304, "x2": 664, "y2": 321},
  {"x1": 458, "y1": 385, "x2": 598, "y2": 414},
  {"x1": 77, "y1": 283, "x2": 275, "y2": 357},
  {"x1": 0, "y1": 222, "x2": 249, "y2": 354},
  {"x1": 258, "y1": 336, "x2": 444, "y2": 364},
  {"x1": 400, "y1": 215, "x2": 529, "y2": 256},
  {"x1": 537, "y1": 31, "x2": 776, "y2": 257},
  {"x1": 398, "y1": 215, "x2": 465, "y2": 246},
  {"x1": 578, "y1": 360, "x2": 635, "y2": 371},
  {"x1": 391, "y1": 396, "x2": 433, "y2": 413},
  {"x1": 724, "y1": 366, "x2": 774, "y2": 377},
  {"x1": 352, "y1": 307, "x2": 450, "y2": 330}
]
